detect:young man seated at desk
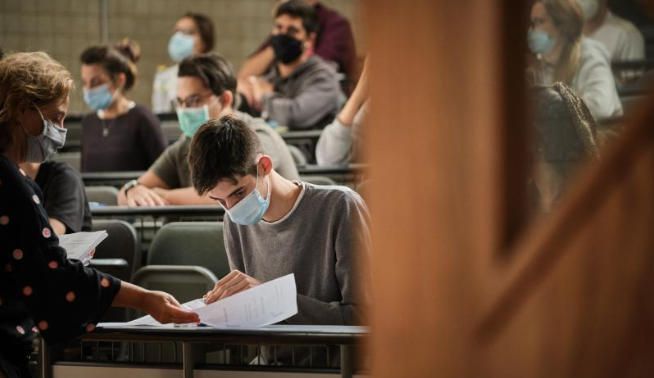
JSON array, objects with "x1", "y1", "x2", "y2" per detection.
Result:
[
  {"x1": 117, "y1": 53, "x2": 298, "y2": 207},
  {"x1": 189, "y1": 115, "x2": 371, "y2": 364}
]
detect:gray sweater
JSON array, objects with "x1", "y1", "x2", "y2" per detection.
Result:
[
  {"x1": 223, "y1": 181, "x2": 371, "y2": 326},
  {"x1": 262, "y1": 55, "x2": 343, "y2": 130}
]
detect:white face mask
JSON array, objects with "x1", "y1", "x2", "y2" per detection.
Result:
[
  {"x1": 225, "y1": 167, "x2": 271, "y2": 225},
  {"x1": 23, "y1": 106, "x2": 67, "y2": 163},
  {"x1": 577, "y1": 0, "x2": 600, "y2": 21}
]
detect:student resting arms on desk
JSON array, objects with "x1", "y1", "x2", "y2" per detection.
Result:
[
  {"x1": 188, "y1": 115, "x2": 371, "y2": 364},
  {"x1": 0, "y1": 52, "x2": 198, "y2": 378},
  {"x1": 117, "y1": 53, "x2": 298, "y2": 207}
]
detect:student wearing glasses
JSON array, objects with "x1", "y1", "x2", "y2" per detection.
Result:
[{"x1": 118, "y1": 53, "x2": 298, "y2": 207}]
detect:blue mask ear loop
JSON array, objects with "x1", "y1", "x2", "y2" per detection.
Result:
[{"x1": 254, "y1": 156, "x2": 272, "y2": 203}]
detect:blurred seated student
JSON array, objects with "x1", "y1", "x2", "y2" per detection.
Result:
[
  {"x1": 80, "y1": 39, "x2": 167, "y2": 172},
  {"x1": 239, "y1": 0, "x2": 357, "y2": 93},
  {"x1": 189, "y1": 116, "x2": 371, "y2": 364},
  {"x1": 316, "y1": 58, "x2": 368, "y2": 166},
  {"x1": 118, "y1": 53, "x2": 299, "y2": 207},
  {"x1": 238, "y1": 0, "x2": 342, "y2": 130},
  {"x1": 530, "y1": 83, "x2": 599, "y2": 213},
  {"x1": 19, "y1": 161, "x2": 91, "y2": 236},
  {"x1": 577, "y1": 0, "x2": 644, "y2": 63},
  {"x1": 0, "y1": 51, "x2": 198, "y2": 377},
  {"x1": 153, "y1": 12, "x2": 215, "y2": 113},
  {"x1": 527, "y1": 0, "x2": 622, "y2": 121}
]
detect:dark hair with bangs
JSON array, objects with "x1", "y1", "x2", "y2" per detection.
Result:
[{"x1": 189, "y1": 115, "x2": 262, "y2": 195}]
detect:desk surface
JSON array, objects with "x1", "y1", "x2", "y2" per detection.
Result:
[
  {"x1": 86, "y1": 324, "x2": 368, "y2": 344},
  {"x1": 91, "y1": 205, "x2": 224, "y2": 217},
  {"x1": 81, "y1": 165, "x2": 366, "y2": 185}
]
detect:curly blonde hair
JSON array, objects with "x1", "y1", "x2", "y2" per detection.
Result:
[{"x1": 0, "y1": 52, "x2": 73, "y2": 153}]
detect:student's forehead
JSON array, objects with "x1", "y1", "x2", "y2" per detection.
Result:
[
  {"x1": 530, "y1": 2, "x2": 547, "y2": 19},
  {"x1": 175, "y1": 17, "x2": 197, "y2": 32},
  {"x1": 81, "y1": 64, "x2": 108, "y2": 78},
  {"x1": 177, "y1": 76, "x2": 208, "y2": 96},
  {"x1": 210, "y1": 176, "x2": 252, "y2": 196},
  {"x1": 275, "y1": 14, "x2": 304, "y2": 30},
  {"x1": 42, "y1": 97, "x2": 69, "y2": 114}
]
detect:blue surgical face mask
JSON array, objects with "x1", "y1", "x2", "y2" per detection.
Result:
[
  {"x1": 168, "y1": 31, "x2": 195, "y2": 62},
  {"x1": 226, "y1": 168, "x2": 271, "y2": 225},
  {"x1": 24, "y1": 106, "x2": 68, "y2": 163},
  {"x1": 528, "y1": 29, "x2": 556, "y2": 56},
  {"x1": 176, "y1": 105, "x2": 210, "y2": 137},
  {"x1": 83, "y1": 83, "x2": 114, "y2": 111}
]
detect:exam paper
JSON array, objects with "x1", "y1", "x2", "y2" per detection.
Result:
[
  {"x1": 59, "y1": 231, "x2": 108, "y2": 265},
  {"x1": 126, "y1": 273, "x2": 298, "y2": 328}
]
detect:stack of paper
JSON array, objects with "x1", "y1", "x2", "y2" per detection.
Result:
[
  {"x1": 59, "y1": 231, "x2": 108, "y2": 266},
  {"x1": 125, "y1": 273, "x2": 298, "y2": 328}
]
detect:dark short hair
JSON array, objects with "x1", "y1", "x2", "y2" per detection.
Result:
[
  {"x1": 275, "y1": 0, "x2": 319, "y2": 35},
  {"x1": 80, "y1": 39, "x2": 140, "y2": 91},
  {"x1": 183, "y1": 12, "x2": 215, "y2": 52},
  {"x1": 178, "y1": 53, "x2": 237, "y2": 97},
  {"x1": 189, "y1": 115, "x2": 262, "y2": 195}
]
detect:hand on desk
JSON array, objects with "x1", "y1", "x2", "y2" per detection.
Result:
[
  {"x1": 143, "y1": 290, "x2": 200, "y2": 324},
  {"x1": 125, "y1": 185, "x2": 169, "y2": 207},
  {"x1": 203, "y1": 270, "x2": 261, "y2": 304}
]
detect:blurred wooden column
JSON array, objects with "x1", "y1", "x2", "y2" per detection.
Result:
[
  {"x1": 364, "y1": 0, "x2": 528, "y2": 377},
  {"x1": 365, "y1": 1, "x2": 654, "y2": 377}
]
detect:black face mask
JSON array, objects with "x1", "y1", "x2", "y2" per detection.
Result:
[{"x1": 270, "y1": 34, "x2": 304, "y2": 64}]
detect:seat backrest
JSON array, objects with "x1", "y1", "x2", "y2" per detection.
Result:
[
  {"x1": 52, "y1": 151, "x2": 81, "y2": 171},
  {"x1": 300, "y1": 175, "x2": 337, "y2": 186},
  {"x1": 85, "y1": 186, "x2": 119, "y2": 206},
  {"x1": 287, "y1": 144, "x2": 308, "y2": 167},
  {"x1": 132, "y1": 265, "x2": 217, "y2": 304},
  {"x1": 148, "y1": 222, "x2": 229, "y2": 279},
  {"x1": 92, "y1": 219, "x2": 141, "y2": 281}
]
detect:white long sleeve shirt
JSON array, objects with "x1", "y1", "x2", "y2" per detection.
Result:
[
  {"x1": 589, "y1": 11, "x2": 645, "y2": 62},
  {"x1": 316, "y1": 104, "x2": 366, "y2": 166},
  {"x1": 536, "y1": 38, "x2": 623, "y2": 121},
  {"x1": 151, "y1": 64, "x2": 178, "y2": 114}
]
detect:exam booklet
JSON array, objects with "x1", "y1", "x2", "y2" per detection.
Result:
[
  {"x1": 58, "y1": 231, "x2": 108, "y2": 265},
  {"x1": 123, "y1": 273, "x2": 298, "y2": 328}
]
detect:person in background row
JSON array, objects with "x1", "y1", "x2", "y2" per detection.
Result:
[
  {"x1": 80, "y1": 39, "x2": 167, "y2": 172},
  {"x1": 530, "y1": 83, "x2": 600, "y2": 213},
  {"x1": 239, "y1": 0, "x2": 357, "y2": 94},
  {"x1": 18, "y1": 161, "x2": 91, "y2": 236},
  {"x1": 238, "y1": 0, "x2": 342, "y2": 130},
  {"x1": 316, "y1": 58, "x2": 369, "y2": 166},
  {"x1": 118, "y1": 53, "x2": 298, "y2": 207},
  {"x1": 577, "y1": 0, "x2": 644, "y2": 63},
  {"x1": 152, "y1": 12, "x2": 215, "y2": 114},
  {"x1": 527, "y1": 0, "x2": 622, "y2": 121},
  {"x1": 189, "y1": 115, "x2": 371, "y2": 366},
  {"x1": 0, "y1": 51, "x2": 198, "y2": 378}
]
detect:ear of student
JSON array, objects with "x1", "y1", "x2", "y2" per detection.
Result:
[
  {"x1": 115, "y1": 72, "x2": 127, "y2": 89},
  {"x1": 221, "y1": 90, "x2": 234, "y2": 108},
  {"x1": 259, "y1": 155, "x2": 273, "y2": 174}
]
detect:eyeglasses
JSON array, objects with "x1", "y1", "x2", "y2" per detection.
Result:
[{"x1": 174, "y1": 92, "x2": 214, "y2": 108}]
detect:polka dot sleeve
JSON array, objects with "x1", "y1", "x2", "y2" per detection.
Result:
[{"x1": 0, "y1": 157, "x2": 121, "y2": 345}]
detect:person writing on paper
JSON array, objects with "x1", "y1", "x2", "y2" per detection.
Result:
[
  {"x1": 0, "y1": 52, "x2": 199, "y2": 377},
  {"x1": 118, "y1": 53, "x2": 298, "y2": 207},
  {"x1": 189, "y1": 116, "x2": 371, "y2": 363}
]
